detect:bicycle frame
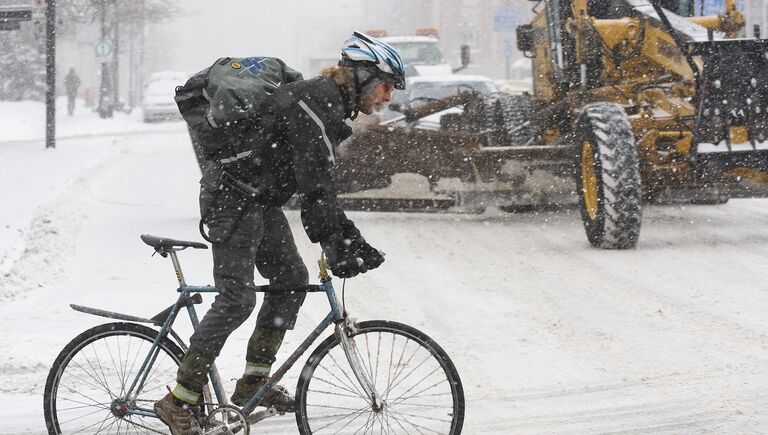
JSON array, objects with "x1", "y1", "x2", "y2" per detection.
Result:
[{"x1": 77, "y1": 247, "x2": 370, "y2": 423}]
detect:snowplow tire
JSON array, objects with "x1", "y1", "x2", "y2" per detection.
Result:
[
  {"x1": 495, "y1": 93, "x2": 537, "y2": 146},
  {"x1": 576, "y1": 102, "x2": 642, "y2": 249}
]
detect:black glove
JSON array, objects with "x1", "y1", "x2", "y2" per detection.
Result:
[
  {"x1": 354, "y1": 242, "x2": 385, "y2": 270},
  {"x1": 322, "y1": 237, "x2": 365, "y2": 278}
]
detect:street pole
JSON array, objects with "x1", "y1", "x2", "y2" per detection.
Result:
[
  {"x1": 128, "y1": 21, "x2": 134, "y2": 108},
  {"x1": 138, "y1": 0, "x2": 145, "y2": 105},
  {"x1": 45, "y1": 0, "x2": 55, "y2": 149},
  {"x1": 97, "y1": 0, "x2": 112, "y2": 118}
]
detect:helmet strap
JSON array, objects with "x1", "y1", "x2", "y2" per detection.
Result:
[
  {"x1": 337, "y1": 76, "x2": 357, "y2": 120},
  {"x1": 353, "y1": 66, "x2": 362, "y2": 108},
  {"x1": 352, "y1": 65, "x2": 378, "y2": 108}
]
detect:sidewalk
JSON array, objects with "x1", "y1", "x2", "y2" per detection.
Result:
[
  {"x1": 0, "y1": 99, "x2": 187, "y2": 300},
  {"x1": 0, "y1": 97, "x2": 182, "y2": 143}
]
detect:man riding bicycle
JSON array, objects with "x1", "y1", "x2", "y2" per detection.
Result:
[{"x1": 155, "y1": 32, "x2": 406, "y2": 435}]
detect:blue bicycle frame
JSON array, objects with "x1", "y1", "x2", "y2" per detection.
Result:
[{"x1": 73, "y1": 247, "x2": 348, "y2": 420}]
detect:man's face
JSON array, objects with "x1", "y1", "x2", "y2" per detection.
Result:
[{"x1": 359, "y1": 81, "x2": 395, "y2": 115}]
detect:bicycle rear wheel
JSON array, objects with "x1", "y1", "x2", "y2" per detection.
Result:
[
  {"x1": 44, "y1": 322, "x2": 183, "y2": 434},
  {"x1": 295, "y1": 320, "x2": 464, "y2": 434}
]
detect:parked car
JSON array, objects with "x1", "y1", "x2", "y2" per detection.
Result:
[
  {"x1": 146, "y1": 70, "x2": 190, "y2": 84},
  {"x1": 141, "y1": 80, "x2": 181, "y2": 123}
]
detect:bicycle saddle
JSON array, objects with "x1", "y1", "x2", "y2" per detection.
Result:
[{"x1": 140, "y1": 234, "x2": 208, "y2": 251}]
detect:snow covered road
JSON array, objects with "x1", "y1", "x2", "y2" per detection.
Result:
[{"x1": 2, "y1": 121, "x2": 768, "y2": 434}]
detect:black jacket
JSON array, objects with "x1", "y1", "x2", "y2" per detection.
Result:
[{"x1": 205, "y1": 76, "x2": 361, "y2": 245}]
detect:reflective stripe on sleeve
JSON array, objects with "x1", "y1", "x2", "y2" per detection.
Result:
[{"x1": 297, "y1": 100, "x2": 336, "y2": 164}]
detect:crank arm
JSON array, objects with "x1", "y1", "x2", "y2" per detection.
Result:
[{"x1": 245, "y1": 406, "x2": 280, "y2": 425}]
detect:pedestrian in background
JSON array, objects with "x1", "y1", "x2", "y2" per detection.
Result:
[{"x1": 64, "y1": 68, "x2": 81, "y2": 116}]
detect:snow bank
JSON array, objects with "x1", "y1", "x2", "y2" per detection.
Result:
[
  {"x1": 0, "y1": 100, "x2": 187, "y2": 301},
  {"x1": 0, "y1": 98, "x2": 183, "y2": 143}
]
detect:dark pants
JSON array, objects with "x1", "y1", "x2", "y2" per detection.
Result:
[
  {"x1": 67, "y1": 93, "x2": 76, "y2": 115},
  {"x1": 176, "y1": 184, "x2": 308, "y2": 390}
]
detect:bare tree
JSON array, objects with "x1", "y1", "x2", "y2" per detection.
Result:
[
  {"x1": 0, "y1": 25, "x2": 46, "y2": 101},
  {"x1": 0, "y1": 0, "x2": 178, "y2": 103},
  {"x1": 55, "y1": 0, "x2": 177, "y2": 29},
  {"x1": 54, "y1": 0, "x2": 180, "y2": 109}
]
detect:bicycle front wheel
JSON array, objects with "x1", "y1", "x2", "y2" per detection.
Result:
[
  {"x1": 44, "y1": 322, "x2": 184, "y2": 434},
  {"x1": 296, "y1": 320, "x2": 465, "y2": 434}
]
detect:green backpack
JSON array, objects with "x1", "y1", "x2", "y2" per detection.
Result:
[{"x1": 174, "y1": 56, "x2": 304, "y2": 162}]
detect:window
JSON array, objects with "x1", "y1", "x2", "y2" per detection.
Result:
[{"x1": 387, "y1": 42, "x2": 447, "y2": 65}]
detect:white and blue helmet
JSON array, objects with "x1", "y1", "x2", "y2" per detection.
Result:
[{"x1": 341, "y1": 31, "x2": 406, "y2": 90}]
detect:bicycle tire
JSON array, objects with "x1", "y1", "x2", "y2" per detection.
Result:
[
  {"x1": 295, "y1": 320, "x2": 465, "y2": 434},
  {"x1": 43, "y1": 322, "x2": 184, "y2": 434}
]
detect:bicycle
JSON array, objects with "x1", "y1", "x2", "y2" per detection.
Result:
[{"x1": 44, "y1": 234, "x2": 465, "y2": 434}]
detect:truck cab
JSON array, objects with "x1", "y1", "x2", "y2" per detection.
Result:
[{"x1": 376, "y1": 31, "x2": 454, "y2": 76}]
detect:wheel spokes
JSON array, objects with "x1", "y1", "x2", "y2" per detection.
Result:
[
  {"x1": 303, "y1": 328, "x2": 458, "y2": 434},
  {"x1": 53, "y1": 332, "x2": 178, "y2": 434}
]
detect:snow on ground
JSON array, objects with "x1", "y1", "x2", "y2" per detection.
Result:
[
  {"x1": 0, "y1": 99, "x2": 185, "y2": 300},
  {"x1": 0, "y1": 98, "x2": 181, "y2": 143},
  {"x1": 1, "y1": 101, "x2": 768, "y2": 434}
]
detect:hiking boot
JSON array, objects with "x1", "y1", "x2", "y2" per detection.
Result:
[
  {"x1": 230, "y1": 377, "x2": 296, "y2": 412},
  {"x1": 154, "y1": 392, "x2": 203, "y2": 435}
]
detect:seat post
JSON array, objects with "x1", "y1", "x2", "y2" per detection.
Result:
[{"x1": 168, "y1": 250, "x2": 187, "y2": 287}]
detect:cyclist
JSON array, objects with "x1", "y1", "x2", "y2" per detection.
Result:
[{"x1": 155, "y1": 32, "x2": 406, "y2": 435}]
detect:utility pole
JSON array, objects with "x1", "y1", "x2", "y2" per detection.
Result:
[
  {"x1": 45, "y1": 0, "x2": 56, "y2": 149},
  {"x1": 97, "y1": 0, "x2": 113, "y2": 118},
  {"x1": 137, "y1": 0, "x2": 145, "y2": 106}
]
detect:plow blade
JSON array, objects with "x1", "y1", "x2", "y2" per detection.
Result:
[{"x1": 336, "y1": 144, "x2": 578, "y2": 213}]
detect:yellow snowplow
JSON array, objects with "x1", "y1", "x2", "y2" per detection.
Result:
[{"x1": 336, "y1": 0, "x2": 768, "y2": 249}]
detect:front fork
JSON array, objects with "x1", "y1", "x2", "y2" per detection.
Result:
[{"x1": 336, "y1": 317, "x2": 384, "y2": 411}]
